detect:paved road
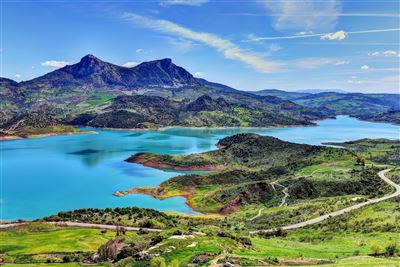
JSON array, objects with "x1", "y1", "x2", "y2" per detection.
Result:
[
  {"x1": 247, "y1": 208, "x2": 265, "y2": 221},
  {"x1": 250, "y1": 169, "x2": 399, "y2": 234},
  {"x1": 0, "y1": 222, "x2": 27, "y2": 229},
  {"x1": 47, "y1": 221, "x2": 163, "y2": 232},
  {"x1": 248, "y1": 181, "x2": 289, "y2": 221},
  {"x1": 0, "y1": 221, "x2": 163, "y2": 232},
  {"x1": 2, "y1": 169, "x2": 398, "y2": 235}
]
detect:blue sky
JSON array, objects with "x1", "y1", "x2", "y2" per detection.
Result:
[{"x1": 2, "y1": 0, "x2": 399, "y2": 92}]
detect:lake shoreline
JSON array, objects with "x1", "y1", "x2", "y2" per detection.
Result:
[
  {"x1": 81, "y1": 121, "x2": 319, "y2": 132},
  {"x1": 0, "y1": 130, "x2": 96, "y2": 142},
  {"x1": 113, "y1": 187, "x2": 205, "y2": 215},
  {"x1": 3, "y1": 116, "x2": 399, "y2": 220}
]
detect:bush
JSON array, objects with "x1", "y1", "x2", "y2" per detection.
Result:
[
  {"x1": 371, "y1": 244, "x2": 382, "y2": 256},
  {"x1": 385, "y1": 243, "x2": 399, "y2": 257},
  {"x1": 62, "y1": 255, "x2": 73, "y2": 263},
  {"x1": 150, "y1": 256, "x2": 167, "y2": 267},
  {"x1": 114, "y1": 257, "x2": 136, "y2": 267}
]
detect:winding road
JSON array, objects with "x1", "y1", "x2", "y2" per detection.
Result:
[
  {"x1": 2, "y1": 169, "x2": 398, "y2": 235},
  {"x1": 47, "y1": 221, "x2": 163, "y2": 232},
  {"x1": 247, "y1": 181, "x2": 289, "y2": 221},
  {"x1": 250, "y1": 169, "x2": 399, "y2": 233},
  {"x1": 0, "y1": 221, "x2": 163, "y2": 232}
]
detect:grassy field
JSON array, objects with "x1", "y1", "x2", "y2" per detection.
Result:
[
  {"x1": 2, "y1": 138, "x2": 399, "y2": 266},
  {"x1": 1, "y1": 201, "x2": 399, "y2": 266},
  {"x1": 0, "y1": 224, "x2": 114, "y2": 256},
  {"x1": 0, "y1": 223, "x2": 115, "y2": 265},
  {"x1": 2, "y1": 264, "x2": 105, "y2": 267},
  {"x1": 86, "y1": 93, "x2": 113, "y2": 106},
  {"x1": 316, "y1": 256, "x2": 400, "y2": 266}
]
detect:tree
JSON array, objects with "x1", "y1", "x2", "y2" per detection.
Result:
[
  {"x1": 385, "y1": 243, "x2": 399, "y2": 257},
  {"x1": 356, "y1": 155, "x2": 366, "y2": 166},
  {"x1": 150, "y1": 256, "x2": 167, "y2": 267},
  {"x1": 371, "y1": 244, "x2": 382, "y2": 256}
]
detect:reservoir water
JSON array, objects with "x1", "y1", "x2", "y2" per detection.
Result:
[{"x1": 1, "y1": 116, "x2": 399, "y2": 220}]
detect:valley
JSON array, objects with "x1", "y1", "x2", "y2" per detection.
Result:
[
  {"x1": 1, "y1": 56, "x2": 399, "y2": 267},
  {"x1": 1, "y1": 128, "x2": 399, "y2": 266},
  {"x1": 1, "y1": 55, "x2": 399, "y2": 140}
]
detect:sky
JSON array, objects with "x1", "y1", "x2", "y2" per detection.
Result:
[{"x1": 1, "y1": 0, "x2": 400, "y2": 93}]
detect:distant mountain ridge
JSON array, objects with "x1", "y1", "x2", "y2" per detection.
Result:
[
  {"x1": 295, "y1": 89, "x2": 348, "y2": 94},
  {"x1": 250, "y1": 89, "x2": 400, "y2": 120},
  {"x1": 27, "y1": 55, "x2": 200, "y2": 89},
  {"x1": 1, "y1": 54, "x2": 399, "y2": 134}
]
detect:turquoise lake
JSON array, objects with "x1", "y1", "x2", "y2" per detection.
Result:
[{"x1": 1, "y1": 116, "x2": 399, "y2": 220}]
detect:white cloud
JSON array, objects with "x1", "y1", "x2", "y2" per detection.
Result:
[
  {"x1": 160, "y1": 0, "x2": 208, "y2": 6},
  {"x1": 334, "y1": 60, "x2": 350, "y2": 65},
  {"x1": 361, "y1": 65, "x2": 369, "y2": 70},
  {"x1": 122, "y1": 13, "x2": 283, "y2": 73},
  {"x1": 296, "y1": 31, "x2": 314, "y2": 35},
  {"x1": 194, "y1": 71, "x2": 205, "y2": 77},
  {"x1": 346, "y1": 75, "x2": 399, "y2": 87},
  {"x1": 294, "y1": 58, "x2": 349, "y2": 69},
  {"x1": 368, "y1": 51, "x2": 380, "y2": 56},
  {"x1": 368, "y1": 50, "x2": 399, "y2": 57},
  {"x1": 347, "y1": 79, "x2": 362, "y2": 84},
  {"x1": 14, "y1": 74, "x2": 21, "y2": 79},
  {"x1": 383, "y1": 50, "x2": 399, "y2": 56},
  {"x1": 122, "y1": 61, "x2": 139, "y2": 68},
  {"x1": 136, "y1": 48, "x2": 144, "y2": 53},
  {"x1": 320, "y1": 30, "x2": 347, "y2": 40},
  {"x1": 262, "y1": 0, "x2": 341, "y2": 31},
  {"x1": 41, "y1": 60, "x2": 69, "y2": 68},
  {"x1": 244, "y1": 28, "x2": 400, "y2": 42}
]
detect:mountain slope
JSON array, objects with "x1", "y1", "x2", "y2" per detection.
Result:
[
  {"x1": 292, "y1": 92, "x2": 399, "y2": 116},
  {"x1": 249, "y1": 89, "x2": 309, "y2": 100},
  {"x1": 27, "y1": 55, "x2": 199, "y2": 89},
  {"x1": 123, "y1": 134, "x2": 391, "y2": 214},
  {"x1": 251, "y1": 89, "x2": 399, "y2": 117},
  {"x1": 0, "y1": 55, "x2": 334, "y2": 130},
  {"x1": 355, "y1": 110, "x2": 400, "y2": 125},
  {"x1": 73, "y1": 95, "x2": 312, "y2": 129}
]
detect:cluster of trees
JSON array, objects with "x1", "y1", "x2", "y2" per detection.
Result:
[{"x1": 371, "y1": 243, "x2": 399, "y2": 257}]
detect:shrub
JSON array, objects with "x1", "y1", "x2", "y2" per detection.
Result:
[
  {"x1": 385, "y1": 243, "x2": 399, "y2": 257},
  {"x1": 371, "y1": 244, "x2": 382, "y2": 256},
  {"x1": 150, "y1": 256, "x2": 167, "y2": 267}
]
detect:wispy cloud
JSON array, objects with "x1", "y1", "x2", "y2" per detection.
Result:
[
  {"x1": 14, "y1": 74, "x2": 21, "y2": 79},
  {"x1": 261, "y1": 0, "x2": 341, "y2": 31},
  {"x1": 122, "y1": 61, "x2": 139, "y2": 68},
  {"x1": 41, "y1": 60, "x2": 69, "y2": 68},
  {"x1": 368, "y1": 50, "x2": 399, "y2": 57},
  {"x1": 334, "y1": 60, "x2": 350, "y2": 65},
  {"x1": 122, "y1": 13, "x2": 283, "y2": 73},
  {"x1": 346, "y1": 75, "x2": 399, "y2": 89},
  {"x1": 244, "y1": 28, "x2": 400, "y2": 42},
  {"x1": 294, "y1": 58, "x2": 350, "y2": 69},
  {"x1": 160, "y1": 0, "x2": 208, "y2": 6},
  {"x1": 223, "y1": 12, "x2": 400, "y2": 18},
  {"x1": 296, "y1": 31, "x2": 314, "y2": 35},
  {"x1": 320, "y1": 30, "x2": 347, "y2": 40},
  {"x1": 361, "y1": 65, "x2": 369, "y2": 70}
]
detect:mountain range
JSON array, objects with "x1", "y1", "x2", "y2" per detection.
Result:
[{"x1": 1, "y1": 54, "x2": 399, "y2": 137}]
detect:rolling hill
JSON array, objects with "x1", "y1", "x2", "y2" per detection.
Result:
[
  {"x1": 1, "y1": 55, "x2": 399, "y2": 134},
  {"x1": 0, "y1": 55, "x2": 332, "y2": 135},
  {"x1": 251, "y1": 89, "x2": 400, "y2": 121}
]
